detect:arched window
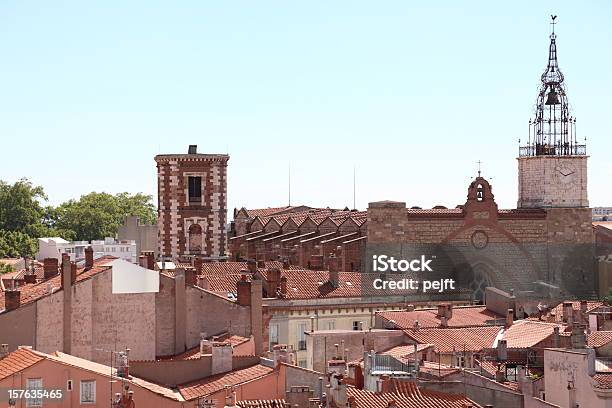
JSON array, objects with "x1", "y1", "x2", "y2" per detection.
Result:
[
  {"x1": 476, "y1": 184, "x2": 485, "y2": 202},
  {"x1": 188, "y1": 224, "x2": 203, "y2": 253}
]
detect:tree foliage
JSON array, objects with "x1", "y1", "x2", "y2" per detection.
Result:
[
  {"x1": 51, "y1": 192, "x2": 156, "y2": 241},
  {"x1": 0, "y1": 230, "x2": 38, "y2": 258},
  {"x1": 0, "y1": 178, "x2": 157, "y2": 256}
]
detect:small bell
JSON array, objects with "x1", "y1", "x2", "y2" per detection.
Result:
[{"x1": 545, "y1": 87, "x2": 560, "y2": 105}]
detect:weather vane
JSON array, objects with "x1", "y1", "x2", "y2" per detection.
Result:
[
  {"x1": 550, "y1": 15, "x2": 557, "y2": 36},
  {"x1": 476, "y1": 160, "x2": 483, "y2": 177}
]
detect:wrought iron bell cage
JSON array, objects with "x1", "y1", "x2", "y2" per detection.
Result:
[{"x1": 520, "y1": 17, "x2": 586, "y2": 157}]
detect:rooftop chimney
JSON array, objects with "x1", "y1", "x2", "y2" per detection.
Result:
[
  {"x1": 267, "y1": 268, "x2": 281, "y2": 295},
  {"x1": 282, "y1": 258, "x2": 290, "y2": 269},
  {"x1": 4, "y1": 289, "x2": 21, "y2": 311},
  {"x1": 563, "y1": 302, "x2": 574, "y2": 325},
  {"x1": 437, "y1": 303, "x2": 447, "y2": 317},
  {"x1": 237, "y1": 275, "x2": 252, "y2": 306},
  {"x1": 506, "y1": 309, "x2": 514, "y2": 327},
  {"x1": 198, "y1": 275, "x2": 210, "y2": 290},
  {"x1": 497, "y1": 339, "x2": 508, "y2": 362},
  {"x1": 553, "y1": 326, "x2": 560, "y2": 348},
  {"x1": 116, "y1": 349, "x2": 130, "y2": 378},
  {"x1": 188, "y1": 145, "x2": 198, "y2": 154},
  {"x1": 43, "y1": 258, "x2": 59, "y2": 279},
  {"x1": 406, "y1": 304, "x2": 415, "y2": 312},
  {"x1": 280, "y1": 276, "x2": 288, "y2": 296},
  {"x1": 257, "y1": 260, "x2": 265, "y2": 268},
  {"x1": 328, "y1": 254, "x2": 339, "y2": 287},
  {"x1": 247, "y1": 259, "x2": 257, "y2": 274},
  {"x1": 84, "y1": 246, "x2": 94, "y2": 269},
  {"x1": 570, "y1": 325, "x2": 587, "y2": 349},
  {"x1": 440, "y1": 315, "x2": 448, "y2": 328},
  {"x1": 211, "y1": 341, "x2": 233, "y2": 375},
  {"x1": 24, "y1": 273, "x2": 36, "y2": 284},
  {"x1": 145, "y1": 251, "x2": 155, "y2": 270},
  {"x1": 193, "y1": 256, "x2": 203, "y2": 275}
]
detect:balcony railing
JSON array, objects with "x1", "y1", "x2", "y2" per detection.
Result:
[{"x1": 519, "y1": 144, "x2": 586, "y2": 157}]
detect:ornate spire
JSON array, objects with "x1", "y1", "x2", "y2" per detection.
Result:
[{"x1": 520, "y1": 16, "x2": 585, "y2": 157}]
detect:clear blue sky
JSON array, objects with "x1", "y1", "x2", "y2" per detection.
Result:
[{"x1": 1, "y1": 1, "x2": 610, "y2": 213}]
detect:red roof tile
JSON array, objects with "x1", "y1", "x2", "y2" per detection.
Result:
[
  {"x1": 593, "y1": 373, "x2": 612, "y2": 389},
  {"x1": 0, "y1": 347, "x2": 45, "y2": 381},
  {"x1": 378, "y1": 306, "x2": 504, "y2": 329},
  {"x1": 178, "y1": 364, "x2": 274, "y2": 400},
  {"x1": 404, "y1": 326, "x2": 503, "y2": 353},
  {"x1": 589, "y1": 331, "x2": 612, "y2": 348},
  {"x1": 237, "y1": 400, "x2": 287, "y2": 408},
  {"x1": 500, "y1": 320, "x2": 564, "y2": 349},
  {"x1": 0, "y1": 256, "x2": 116, "y2": 311},
  {"x1": 346, "y1": 381, "x2": 482, "y2": 408}
]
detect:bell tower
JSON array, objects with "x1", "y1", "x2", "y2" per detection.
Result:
[{"x1": 517, "y1": 16, "x2": 588, "y2": 208}]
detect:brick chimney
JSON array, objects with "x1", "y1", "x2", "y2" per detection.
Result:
[
  {"x1": 237, "y1": 275, "x2": 252, "y2": 306},
  {"x1": 139, "y1": 255, "x2": 147, "y2": 268},
  {"x1": 282, "y1": 258, "x2": 290, "y2": 269},
  {"x1": 84, "y1": 246, "x2": 94, "y2": 269},
  {"x1": 4, "y1": 289, "x2": 21, "y2": 311},
  {"x1": 440, "y1": 315, "x2": 448, "y2": 328},
  {"x1": 257, "y1": 260, "x2": 265, "y2": 268},
  {"x1": 497, "y1": 339, "x2": 508, "y2": 362},
  {"x1": 506, "y1": 309, "x2": 514, "y2": 327},
  {"x1": 328, "y1": 254, "x2": 339, "y2": 287},
  {"x1": 71, "y1": 262, "x2": 77, "y2": 284},
  {"x1": 185, "y1": 267, "x2": 197, "y2": 286},
  {"x1": 437, "y1": 303, "x2": 447, "y2": 317},
  {"x1": 24, "y1": 273, "x2": 36, "y2": 284},
  {"x1": 143, "y1": 251, "x2": 155, "y2": 270},
  {"x1": 570, "y1": 325, "x2": 587, "y2": 349},
  {"x1": 553, "y1": 326, "x2": 560, "y2": 347},
  {"x1": 563, "y1": 302, "x2": 574, "y2": 326},
  {"x1": 193, "y1": 256, "x2": 203, "y2": 275},
  {"x1": 267, "y1": 268, "x2": 281, "y2": 295},
  {"x1": 280, "y1": 276, "x2": 287, "y2": 296},
  {"x1": 247, "y1": 259, "x2": 257, "y2": 274},
  {"x1": 43, "y1": 258, "x2": 59, "y2": 279}
]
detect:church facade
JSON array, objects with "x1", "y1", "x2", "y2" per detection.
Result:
[{"x1": 366, "y1": 23, "x2": 595, "y2": 301}]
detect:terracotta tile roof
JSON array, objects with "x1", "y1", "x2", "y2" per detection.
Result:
[
  {"x1": 544, "y1": 301, "x2": 604, "y2": 323},
  {"x1": 244, "y1": 206, "x2": 297, "y2": 218},
  {"x1": 0, "y1": 256, "x2": 116, "y2": 312},
  {"x1": 593, "y1": 373, "x2": 612, "y2": 389},
  {"x1": 404, "y1": 326, "x2": 503, "y2": 353},
  {"x1": 346, "y1": 382, "x2": 482, "y2": 408},
  {"x1": 178, "y1": 364, "x2": 274, "y2": 400},
  {"x1": 589, "y1": 331, "x2": 612, "y2": 348},
  {"x1": 0, "y1": 347, "x2": 45, "y2": 380},
  {"x1": 237, "y1": 400, "x2": 288, "y2": 408},
  {"x1": 500, "y1": 320, "x2": 564, "y2": 349},
  {"x1": 378, "y1": 306, "x2": 504, "y2": 330},
  {"x1": 201, "y1": 266, "x2": 386, "y2": 299}
]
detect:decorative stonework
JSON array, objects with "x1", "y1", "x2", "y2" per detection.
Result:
[
  {"x1": 471, "y1": 230, "x2": 489, "y2": 249},
  {"x1": 155, "y1": 149, "x2": 229, "y2": 260}
]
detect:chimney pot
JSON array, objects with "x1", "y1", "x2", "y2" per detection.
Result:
[
  {"x1": 0, "y1": 344, "x2": 9, "y2": 359},
  {"x1": 506, "y1": 309, "x2": 514, "y2": 327},
  {"x1": 84, "y1": 246, "x2": 94, "y2": 268},
  {"x1": 4, "y1": 290, "x2": 21, "y2": 311},
  {"x1": 43, "y1": 258, "x2": 59, "y2": 279}
]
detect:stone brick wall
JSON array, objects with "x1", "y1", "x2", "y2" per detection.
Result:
[
  {"x1": 518, "y1": 155, "x2": 588, "y2": 208},
  {"x1": 156, "y1": 152, "x2": 229, "y2": 260}
]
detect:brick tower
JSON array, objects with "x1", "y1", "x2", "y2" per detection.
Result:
[
  {"x1": 155, "y1": 145, "x2": 229, "y2": 260},
  {"x1": 518, "y1": 17, "x2": 588, "y2": 209}
]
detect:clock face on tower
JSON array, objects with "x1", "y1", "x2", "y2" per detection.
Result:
[{"x1": 554, "y1": 163, "x2": 577, "y2": 190}]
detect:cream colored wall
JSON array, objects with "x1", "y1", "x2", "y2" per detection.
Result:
[
  {"x1": 518, "y1": 156, "x2": 588, "y2": 208},
  {"x1": 270, "y1": 306, "x2": 400, "y2": 367}
]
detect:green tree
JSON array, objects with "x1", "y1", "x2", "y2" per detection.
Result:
[
  {"x1": 0, "y1": 230, "x2": 38, "y2": 258},
  {"x1": 604, "y1": 288, "x2": 612, "y2": 305},
  {"x1": 0, "y1": 262, "x2": 14, "y2": 274},
  {"x1": 54, "y1": 192, "x2": 157, "y2": 241},
  {"x1": 0, "y1": 178, "x2": 47, "y2": 235}
]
